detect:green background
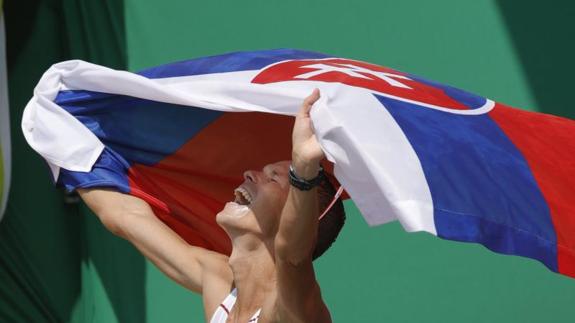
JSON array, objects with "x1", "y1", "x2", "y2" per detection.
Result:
[{"x1": 1, "y1": 0, "x2": 574, "y2": 322}]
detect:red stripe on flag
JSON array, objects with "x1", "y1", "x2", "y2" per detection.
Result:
[
  {"x1": 128, "y1": 165, "x2": 232, "y2": 253},
  {"x1": 127, "y1": 112, "x2": 295, "y2": 254},
  {"x1": 490, "y1": 104, "x2": 575, "y2": 277}
]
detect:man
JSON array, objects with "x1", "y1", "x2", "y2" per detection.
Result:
[{"x1": 77, "y1": 89, "x2": 346, "y2": 322}]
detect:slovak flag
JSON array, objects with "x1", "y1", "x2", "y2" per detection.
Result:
[{"x1": 22, "y1": 49, "x2": 575, "y2": 278}]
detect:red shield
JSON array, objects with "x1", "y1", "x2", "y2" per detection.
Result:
[{"x1": 252, "y1": 58, "x2": 471, "y2": 111}]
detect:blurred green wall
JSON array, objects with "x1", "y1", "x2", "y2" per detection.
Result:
[{"x1": 1, "y1": 0, "x2": 573, "y2": 322}]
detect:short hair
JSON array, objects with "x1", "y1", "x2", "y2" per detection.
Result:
[{"x1": 312, "y1": 178, "x2": 346, "y2": 260}]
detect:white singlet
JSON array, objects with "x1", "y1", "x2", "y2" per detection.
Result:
[{"x1": 210, "y1": 288, "x2": 261, "y2": 323}]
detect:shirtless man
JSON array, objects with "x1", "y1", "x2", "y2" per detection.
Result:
[{"x1": 77, "y1": 89, "x2": 346, "y2": 322}]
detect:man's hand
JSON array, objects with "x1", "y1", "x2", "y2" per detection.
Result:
[{"x1": 291, "y1": 89, "x2": 325, "y2": 178}]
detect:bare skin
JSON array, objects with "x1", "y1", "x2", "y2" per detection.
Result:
[{"x1": 78, "y1": 89, "x2": 331, "y2": 322}]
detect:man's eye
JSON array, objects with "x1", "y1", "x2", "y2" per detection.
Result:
[{"x1": 270, "y1": 171, "x2": 279, "y2": 183}]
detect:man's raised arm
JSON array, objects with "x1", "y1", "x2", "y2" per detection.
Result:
[
  {"x1": 273, "y1": 90, "x2": 332, "y2": 323},
  {"x1": 78, "y1": 188, "x2": 230, "y2": 293}
]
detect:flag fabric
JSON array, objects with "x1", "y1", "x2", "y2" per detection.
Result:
[
  {"x1": 0, "y1": 10, "x2": 10, "y2": 221},
  {"x1": 22, "y1": 49, "x2": 575, "y2": 278}
]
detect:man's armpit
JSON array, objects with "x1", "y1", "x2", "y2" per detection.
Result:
[{"x1": 275, "y1": 259, "x2": 331, "y2": 323}]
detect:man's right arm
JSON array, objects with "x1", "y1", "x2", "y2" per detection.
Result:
[{"x1": 78, "y1": 188, "x2": 231, "y2": 294}]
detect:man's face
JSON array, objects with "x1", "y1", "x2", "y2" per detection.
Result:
[{"x1": 216, "y1": 161, "x2": 291, "y2": 238}]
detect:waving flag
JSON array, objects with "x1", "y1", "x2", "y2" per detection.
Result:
[
  {"x1": 0, "y1": 10, "x2": 10, "y2": 220},
  {"x1": 22, "y1": 49, "x2": 575, "y2": 278}
]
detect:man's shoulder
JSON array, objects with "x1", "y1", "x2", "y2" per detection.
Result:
[
  {"x1": 201, "y1": 256, "x2": 233, "y2": 322},
  {"x1": 273, "y1": 259, "x2": 332, "y2": 323}
]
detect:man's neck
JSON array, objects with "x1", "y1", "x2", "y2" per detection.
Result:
[{"x1": 228, "y1": 237, "x2": 276, "y2": 320}]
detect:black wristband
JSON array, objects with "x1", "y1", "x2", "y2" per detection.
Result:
[{"x1": 288, "y1": 165, "x2": 324, "y2": 191}]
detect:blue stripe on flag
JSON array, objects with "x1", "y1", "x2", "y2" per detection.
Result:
[
  {"x1": 57, "y1": 147, "x2": 132, "y2": 193},
  {"x1": 56, "y1": 91, "x2": 222, "y2": 165},
  {"x1": 408, "y1": 74, "x2": 487, "y2": 110},
  {"x1": 377, "y1": 94, "x2": 558, "y2": 271},
  {"x1": 137, "y1": 49, "x2": 330, "y2": 79}
]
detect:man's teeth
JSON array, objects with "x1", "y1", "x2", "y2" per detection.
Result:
[{"x1": 234, "y1": 187, "x2": 253, "y2": 205}]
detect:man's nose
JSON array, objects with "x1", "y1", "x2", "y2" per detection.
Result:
[{"x1": 243, "y1": 170, "x2": 257, "y2": 183}]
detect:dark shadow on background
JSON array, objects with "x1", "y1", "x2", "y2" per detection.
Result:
[
  {"x1": 2, "y1": 0, "x2": 145, "y2": 322},
  {"x1": 3, "y1": 0, "x2": 82, "y2": 322},
  {"x1": 495, "y1": 1, "x2": 574, "y2": 119}
]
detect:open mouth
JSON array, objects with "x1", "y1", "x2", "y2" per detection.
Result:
[{"x1": 234, "y1": 187, "x2": 253, "y2": 206}]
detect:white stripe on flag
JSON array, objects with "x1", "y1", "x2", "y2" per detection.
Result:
[{"x1": 311, "y1": 87, "x2": 435, "y2": 233}]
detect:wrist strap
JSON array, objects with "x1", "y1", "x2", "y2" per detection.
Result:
[{"x1": 288, "y1": 165, "x2": 324, "y2": 191}]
